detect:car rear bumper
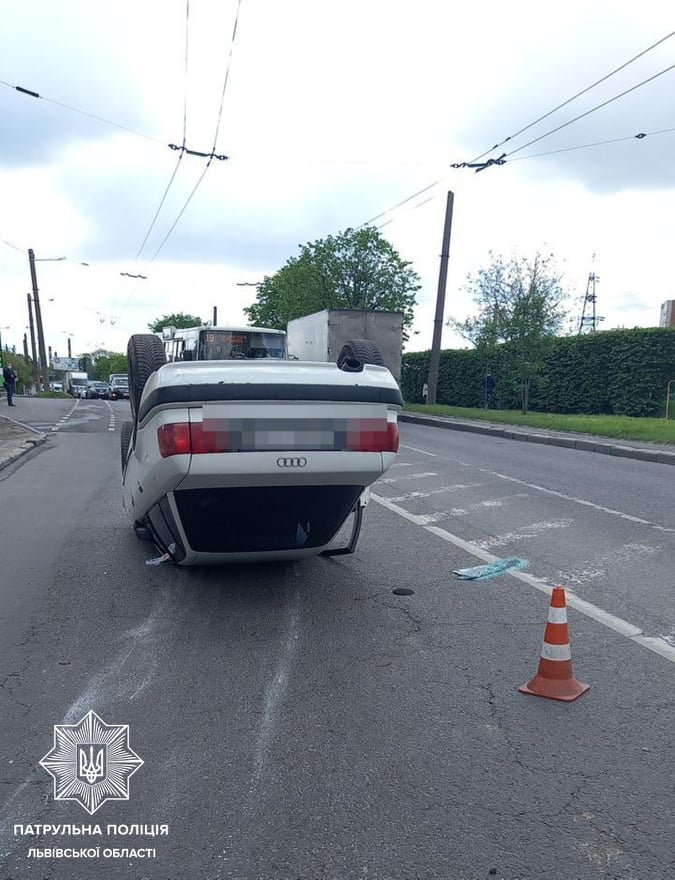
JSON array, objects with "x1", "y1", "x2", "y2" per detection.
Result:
[{"x1": 139, "y1": 484, "x2": 365, "y2": 564}]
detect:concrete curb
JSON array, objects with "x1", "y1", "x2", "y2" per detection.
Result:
[
  {"x1": 0, "y1": 416, "x2": 48, "y2": 472},
  {"x1": 398, "y1": 412, "x2": 675, "y2": 466}
]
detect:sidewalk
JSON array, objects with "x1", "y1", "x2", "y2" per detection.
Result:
[
  {"x1": 0, "y1": 413, "x2": 47, "y2": 471},
  {"x1": 399, "y1": 411, "x2": 675, "y2": 466}
]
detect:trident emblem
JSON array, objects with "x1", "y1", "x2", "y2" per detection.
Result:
[{"x1": 77, "y1": 744, "x2": 106, "y2": 784}]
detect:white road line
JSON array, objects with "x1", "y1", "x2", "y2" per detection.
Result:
[
  {"x1": 401, "y1": 444, "x2": 438, "y2": 457},
  {"x1": 105, "y1": 400, "x2": 115, "y2": 432},
  {"x1": 401, "y1": 442, "x2": 675, "y2": 535},
  {"x1": 379, "y1": 471, "x2": 438, "y2": 484},
  {"x1": 478, "y1": 518, "x2": 574, "y2": 549},
  {"x1": 50, "y1": 398, "x2": 80, "y2": 433},
  {"x1": 388, "y1": 483, "x2": 482, "y2": 503},
  {"x1": 371, "y1": 493, "x2": 675, "y2": 665},
  {"x1": 415, "y1": 493, "x2": 531, "y2": 524}
]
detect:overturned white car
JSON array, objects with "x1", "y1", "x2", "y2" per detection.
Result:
[{"x1": 121, "y1": 328, "x2": 402, "y2": 565}]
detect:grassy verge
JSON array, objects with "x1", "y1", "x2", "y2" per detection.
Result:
[
  {"x1": 33, "y1": 391, "x2": 72, "y2": 399},
  {"x1": 404, "y1": 403, "x2": 675, "y2": 445}
]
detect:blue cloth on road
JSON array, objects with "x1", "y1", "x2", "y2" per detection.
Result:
[{"x1": 453, "y1": 557, "x2": 529, "y2": 580}]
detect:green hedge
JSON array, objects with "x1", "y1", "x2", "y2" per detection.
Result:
[{"x1": 402, "y1": 328, "x2": 675, "y2": 417}]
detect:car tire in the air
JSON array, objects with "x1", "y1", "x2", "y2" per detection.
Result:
[
  {"x1": 127, "y1": 334, "x2": 167, "y2": 421},
  {"x1": 337, "y1": 338, "x2": 385, "y2": 372}
]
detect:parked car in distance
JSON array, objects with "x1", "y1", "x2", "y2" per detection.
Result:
[
  {"x1": 51, "y1": 381, "x2": 63, "y2": 392},
  {"x1": 87, "y1": 380, "x2": 109, "y2": 399},
  {"x1": 108, "y1": 377, "x2": 130, "y2": 400}
]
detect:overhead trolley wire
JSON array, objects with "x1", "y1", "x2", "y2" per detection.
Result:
[
  {"x1": 133, "y1": 0, "x2": 192, "y2": 261},
  {"x1": 467, "y1": 28, "x2": 675, "y2": 164},
  {"x1": 509, "y1": 124, "x2": 675, "y2": 162},
  {"x1": 0, "y1": 78, "x2": 164, "y2": 146},
  {"x1": 355, "y1": 29, "x2": 675, "y2": 231},
  {"x1": 502, "y1": 60, "x2": 675, "y2": 159},
  {"x1": 356, "y1": 178, "x2": 446, "y2": 229},
  {"x1": 0, "y1": 236, "x2": 24, "y2": 253},
  {"x1": 148, "y1": 0, "x2": 242, "y2": 263}
]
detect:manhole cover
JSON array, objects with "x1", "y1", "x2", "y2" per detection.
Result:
[{"x1": 392, "y1": 588, "x2": 415, "y2": 596}]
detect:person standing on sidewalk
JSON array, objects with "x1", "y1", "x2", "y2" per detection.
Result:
[{"x1": 2, "y1": 364, "x2": 17, "y2": 406}]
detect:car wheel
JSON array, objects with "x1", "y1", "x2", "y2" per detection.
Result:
[
  {"x1": 120, "y1": 420, "x2": 134, "y2": 472},
  {"x1": 337, "y1": 338, "x2": 385, "y2": 372},
  {"x1": 127, "y1": 334, "x2": 166, "y2": 421},
  {"x1": 133, "y1": 521, "x2": 153, "y2": 542}
]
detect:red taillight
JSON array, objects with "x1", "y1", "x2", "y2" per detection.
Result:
[
  {"x1": 158, "y1": 421, "x2": 230, "y2": 457},
  {"x1": 157, "y1": 423, "x2": 191, "y2": 457},
  {"x1": 346, "y1": 419, "x2": 399, "y2": 452},
  {"x1": 158, "y1": 417, "x2": 399, "y2": 456}
]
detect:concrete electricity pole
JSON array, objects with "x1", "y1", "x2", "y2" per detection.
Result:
[
  {"x1": 26, "y1": 294, "x2": 38, "y2": 371},
  {"x1": 426, "y1": 191, "x2": 455, "y2": 405},
  {"x1": 28, "y1": 249, "x2": 50, "y2": 390}
]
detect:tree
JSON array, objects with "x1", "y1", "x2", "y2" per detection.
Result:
[
  {"x1": 91, "y1": 353, "x2": 128, "y2": 382},
  {"x1": 77, "y1": 349, "x2": 128, "y2": 381},
  {"x1": 244, "y1": 226, "x2": 421, "y2": 336},
  {"x1": 1, "y1": 352, "x2": 37, "y2": 393},
  {"x1": 147, "y1": 313, "x2": 203, "y2": 333},
  {"x1": 449, "y1": 252, "x2": 568, "y2": 413}
]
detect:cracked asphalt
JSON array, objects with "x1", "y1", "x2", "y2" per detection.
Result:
[{"x1": 0, "y1": 402, "x2": 673, "y2": 879}]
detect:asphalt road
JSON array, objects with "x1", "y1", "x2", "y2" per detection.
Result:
[{"x1": 0, "y1": 404, "x2": 673, "y2": 880}]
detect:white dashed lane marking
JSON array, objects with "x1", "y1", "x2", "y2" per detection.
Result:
[
  {"x1": 51, "y1": 398, "x2": 80, "y2": 432},
  {"x1": 105, "y1": 400, "x2": 116, "y2": 432}
]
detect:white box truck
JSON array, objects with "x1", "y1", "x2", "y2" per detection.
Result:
[
  {"x1": 65, "y1": 371, "x2": 89, "y2": 397},
  {"x1": 286, "y1": 309, "x2": 403, "y2": 381}
]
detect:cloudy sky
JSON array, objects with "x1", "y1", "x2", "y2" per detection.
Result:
[{"x1": 1, "y1": 0, "x2": 674, "y2": 361}]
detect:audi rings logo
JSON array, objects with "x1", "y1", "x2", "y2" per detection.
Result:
[{"x1": 276, "y1": 456, "x2": 307, "y2": 468}]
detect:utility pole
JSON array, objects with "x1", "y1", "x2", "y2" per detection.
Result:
[
  {"x1": 213, "y1": 306, "x2": 218, "y2": 325},
  {"x1": 28, "y1": 249, "x2": 50, "y2": 390},
  {"x1": 27, "y1": 294, "x2": 38, "y2": 371},
  {"x1": 67, "y1": 337, "x2": 72, "y2": 358},
  {"x1": 23, "y1": 333, "x2": 29, "y2": 363},
  {"x1": 426, "y1": 191, "x2": 454, "y2": 405}
]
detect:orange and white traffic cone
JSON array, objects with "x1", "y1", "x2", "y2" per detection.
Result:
[{"x1": 519, "y1": 586, "x2": 590, "y2": 702}]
